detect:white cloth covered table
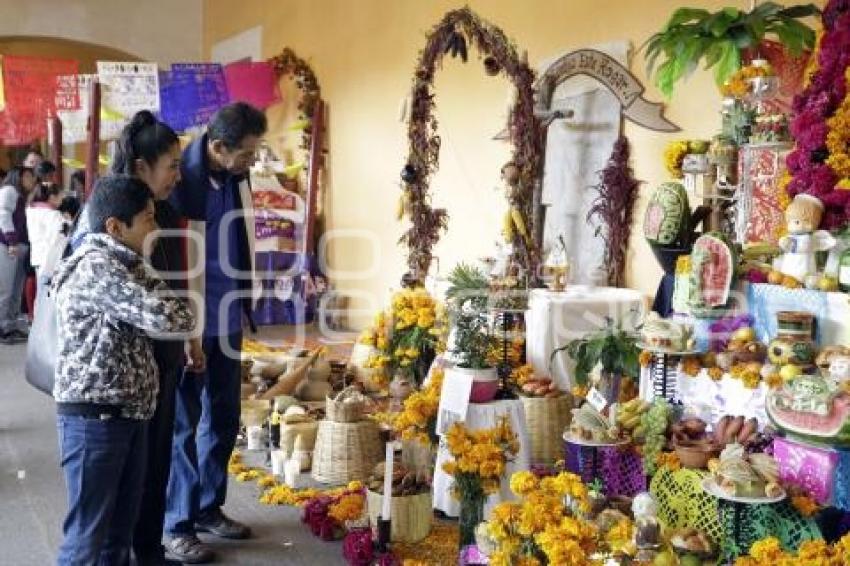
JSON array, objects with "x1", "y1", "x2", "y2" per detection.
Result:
[
  {"x1": 526, "y1": 287, "x2": 645, "y2": 390},
  {"x1": 432, "y1": 399, "x2": 530, "y2": 518}
]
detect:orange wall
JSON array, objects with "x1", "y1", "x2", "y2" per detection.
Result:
[{"x1": 203, "y1": 0, "x2": 822, "y2": 327}]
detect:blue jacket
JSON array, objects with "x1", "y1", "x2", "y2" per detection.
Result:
[{"x1": 169, "y1": 134, "x2": 255, "y2": 331}]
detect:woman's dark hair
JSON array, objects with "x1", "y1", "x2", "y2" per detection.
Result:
[
  {"x1": 87, "y1": 175, "x2": 153, "y2": 233},
  {"x1": 35, "y1": 160, "x2": 57, "y2": 182},
  {"x1": 2, "y1": 166, "x2": 35, "y2": 192},
  {"x1": 69, "y1": 169, "x2": 85, "y2": 191},
  {"x1": 58, "y1": 195, "x2": 81, "y2": 219},
  {"x1": 207, "y1": 102, "x2": 267, "y2": 149},
  {"x1": 31, "y1": 182, "x2": 63, "y2": 204},
  {"x1": 111, "y1": 110, "x2": 179, "y2": 176}
]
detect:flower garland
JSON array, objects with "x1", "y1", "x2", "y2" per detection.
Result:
[
  {"x1": 825, "y1": 67, "x2": 850, "y2": 181},
  {"x1": 734, "y1": 534, "x2": 850, "y2": 565},
  {"x1": 268, "y1": 47, "x2": 322, "y2": 152},
  {"x1": 483, "y1": 470, "x2": 597, "y2": 566},
  {"x1": 784, "y1": 3, "x2": 850, "y2": 229},
  {"x1": 401, "y1": 7, "x2": 542, "y2": 282}
]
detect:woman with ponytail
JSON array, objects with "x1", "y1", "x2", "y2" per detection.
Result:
[{"x1": 70, "y1": 110, "x2": 206, "y2": 566}]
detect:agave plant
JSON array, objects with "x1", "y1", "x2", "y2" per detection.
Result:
[{"x1": 644, "y1": 2, "x2": 819, "y2": 97}]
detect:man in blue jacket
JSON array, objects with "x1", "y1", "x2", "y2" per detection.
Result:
[{"x1": 165, "y1": 102, "x2": 266, "y2": 564}]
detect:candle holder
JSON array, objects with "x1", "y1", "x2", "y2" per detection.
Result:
[{"x1": 376, "y1": 518, "x2": 392, "y2": 553}]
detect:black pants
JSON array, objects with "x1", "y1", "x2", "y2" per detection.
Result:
[{"x1": 133, "y1": 362, "x2": 181, "y2": 560}]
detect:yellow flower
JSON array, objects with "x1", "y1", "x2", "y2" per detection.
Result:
[
  {"x1": 639, "y1": 350, "x2": 652, "y2": 368},
  {"x1": 708, "y1": 366, "x2": 724, "y2": 381},
  {"x1": 749, "y1": 537, "x2": 784, "y2": 561},
  {"x1": 571, "y1": 385, "x2": 588, "y2": 399},
  {"x1": 766, "y1": 373, "x2": 783, "y2": 389},
  {"x1": 680, "y1": 355, "x2": 702, "y2": 377},
  {"x1": 509, "y1": 471, "x2": 539, "y2": 496},
  {"x1": 791, "y1": 495, "x2": 819, "y2": 517},
  {"x1": 663, "y1": 140, "x2": 690, "y2": 179}
]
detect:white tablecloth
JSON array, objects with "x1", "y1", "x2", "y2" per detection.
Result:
[
  {"x1": 432, "y1": 399, "x2": 530, "y2": 518},
  {"x1": 526, "y1": 287, "x2": 645, "y2": 390},
  {"x1": 639, "y1": 366, "x2": 769, "y2": 426}
]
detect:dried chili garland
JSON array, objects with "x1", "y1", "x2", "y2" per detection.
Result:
[
  {"x1": 400, "y1": 7, "x2": 543, "y2": 282},
  {"x1": 269, "y1": 47, "x2": 322, "y2": 151}
]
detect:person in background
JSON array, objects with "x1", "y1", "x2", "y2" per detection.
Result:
[
  {"x1": 164, "y1": 102, "x2": 266, "y2": 564},
  {"x1": 0, "y1": 166, "x2": 36, "y2": 344},
  {"x1": 23, "y1": 149, "x2": 43, "y2": 170},
  {"x1": 25, "y1": 183, "x2": 65, "y2": 317},
  {"x1": 69, "y1": 169, "x2": 85, "y2": 198},
  {"x1": 52, "y1": 175, "x2": 195, "y2": 566},
  {"x1": 110, "y1": 109, "x2": 206, "y2": 566},
  {"x1": 35, "y1": 160, "x2": 58, "y2": 187},
  {"x1": 58, "y1": 195, "x2": 81, "y2": 229}
]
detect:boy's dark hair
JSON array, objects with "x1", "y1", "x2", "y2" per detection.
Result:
[
  {"x1": 32, "y1": 182, "x2": 63, "y2": 203},
  {"x1": 2, "y1": 166, "x2": 34, "y2": 191},
  {"x1": 112, "y1": 110, "x2": 179, "y2": 175},
  {"x1": 87, "y1": 175, "x2": 153, "y2": 234},
  {"x1": 207, "y1": 102, "x2": 267, "y2": 150},
  {"x1": 35, "y1": 160, "x2": 57, "y2": 181},
  {"x1": 58, "y1": 195, "x2": 81, "y2": 218}
]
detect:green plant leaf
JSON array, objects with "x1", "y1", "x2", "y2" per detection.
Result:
[
  {"x1": 728, "y1": 24, "x2": 755, "y2": 49},
  {"x1": 713, "y1": 39, "x2": 741, "y2": 86},
  {"x1": 777, "y1": 4, "x2": 820, "y2": 19},
  {"x1": 663, "y1": 7, "x2": 711, "y2": 31},
  {"x1": 722, "y1": 7, "x2": 741, "y2": 19},
  {"x1": 751, "y1": 1, "x2": 783, "y2": 20}
]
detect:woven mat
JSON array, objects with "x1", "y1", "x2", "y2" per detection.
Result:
[{"x1": 650, "y1": 467, "x2": 821, "y2": 560}]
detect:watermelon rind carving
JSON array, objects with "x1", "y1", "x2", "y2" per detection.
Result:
[
  {"x1": 644, "y1": 182, "x2": 690, "y2": 246},
  {"x1": 688, "y1": 232, "x2": 737, "y2": 312}
]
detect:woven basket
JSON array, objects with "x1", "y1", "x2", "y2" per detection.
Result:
[
  {"x1": 366, "y1": 490, "x2": 432, "y2": 542},
  {"x1": 521, "y1": 394, "x2": 573, "y2": 465},
  {"x1": 281, "y1": 419, "x2": 319, "y2": 456},
  {"x1": 311, "y1": 419, "x2": 382, "y2": 484},
  {"x1": 326, "y1": 386, "x2": 365, "y2": 423}
]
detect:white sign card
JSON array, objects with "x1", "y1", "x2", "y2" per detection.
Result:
[
  {"x1": 97, "y1": 61, "x2": 160, "y2": 115},
  {"x1": 57, "y1": 74, "x2": 125, "y2": 143},
  {"x1": 435, "y1": 369, "x2": 473, "y2": 436},
  {"x1": 586, "y1": 386, "x2": 608, "y2": 414}
]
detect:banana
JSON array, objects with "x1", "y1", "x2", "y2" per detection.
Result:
[
  {"x1": 622, "y1": 414, "x2": 642, "y2": 430},
  {"x1": 502, "y1": 210, "x2": 515, "y2": 241},
  {"x1": 511, "y1": 207, "x2": 528, "y2": 240}
]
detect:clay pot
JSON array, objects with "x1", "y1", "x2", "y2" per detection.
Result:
[{"x1": 674, "y1": 440, "x2": 721, "y2": 469}]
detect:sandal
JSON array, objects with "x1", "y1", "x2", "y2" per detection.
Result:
[{"x1": 164, "y1": 534, "x2": 214, "y2": 564}]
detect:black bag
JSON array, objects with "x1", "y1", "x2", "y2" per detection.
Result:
[{"x1": 24, "y1": 277, "x2": 59, "y2": 395}]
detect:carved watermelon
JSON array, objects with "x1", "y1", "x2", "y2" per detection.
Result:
[
  {"x1": 644, "y1": 182, "x2": 690, "y2": 246},
  {"x1": 689, "y1": 232, "x2": 737, "y2": 309},
  {"x1": 767, "y1": 392, "x2": 850, "y2": 445}
]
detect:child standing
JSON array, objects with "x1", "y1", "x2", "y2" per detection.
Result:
[{"x1": 52, "y1": 175, "x2": 195, "y2": 565}]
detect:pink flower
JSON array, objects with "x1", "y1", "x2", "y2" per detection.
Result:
[{"x1": 342, "y1": 528, "x2": 374, "y2": 566}]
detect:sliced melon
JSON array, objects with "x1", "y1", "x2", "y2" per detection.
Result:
[
  {"x1": 644, "y1": 182, "x2": 690, "y2": 246},
  {"x1": 689, "y1": 232, "x2": 737, "y2": 309},
  {"x1": 767, "y1": 392, "x2": 850, "y2": 445}
]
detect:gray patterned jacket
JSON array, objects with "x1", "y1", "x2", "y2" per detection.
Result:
[{"x1": 52, "y1": 233, "x2": 196, "y2": 420}]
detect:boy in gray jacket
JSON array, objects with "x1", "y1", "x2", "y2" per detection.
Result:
[{"x1": 52, "y1": 175, "x2": 195, "y2": 565}]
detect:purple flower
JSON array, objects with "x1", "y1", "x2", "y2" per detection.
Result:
[{"x1": 342, "y1": 528, "x2": 374, "y2": 566}]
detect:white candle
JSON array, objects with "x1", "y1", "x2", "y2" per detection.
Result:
[
  {"x1": 246, "y1": 425, "x2": 263, "y2": 450},
  {"x1": 271, "y1": 449, "x2": 287, "y2": 476},
  {"x1": 381, "y1": 441, "x2": 394, "y2": 520}
]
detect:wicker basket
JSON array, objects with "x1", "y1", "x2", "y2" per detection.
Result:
[
  {"x1": 311, "y1": 419, "x2": 382, "y2": 484},
  {"x1": 366, "y1": 490, "x2": 432, "y2": 542},
  {"x1": 281, "y1": 419, "x2": 319, "y2": 456},
  {"x1": 521, "y1": 394, "x2": 573, "y2": 465},
  {"x1": 326, "y1": 386, "x2": 366, "y2": 423}
]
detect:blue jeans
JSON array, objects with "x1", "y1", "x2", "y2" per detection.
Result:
[
  {"x1": 165, "y1": 332, "x2": 242, "y2": 535},
  {"x1": 56, "y1": 414, "x2": 148, "y2": 566}
]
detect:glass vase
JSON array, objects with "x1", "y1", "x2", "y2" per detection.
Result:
[{"x1": 458, "y1": 494, "x2": 485, "y2": 550}]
